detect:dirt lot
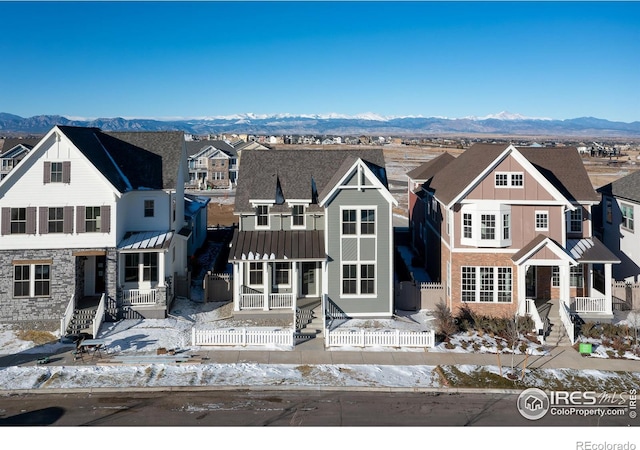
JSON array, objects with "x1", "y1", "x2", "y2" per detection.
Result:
[{"x1": 207, "y1": 202, "x2": 236, "y2": 227}]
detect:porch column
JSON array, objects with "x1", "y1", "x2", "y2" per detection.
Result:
[
  {"x1": 605, "y1": 263, "x2": 613, "y2": 314},
  {"x1": 158, "y1": 251, "x2": 165, "y2": 287},
  {"x1": 586, "y1": 263, "x2": 593, "y2": 296},
  {"x1": 517, "y1": 264, "x2": 527, "y2": 315},
  {"x1": 233, "y1": 262, "x2": 240, "y2": 312},
  {"x1": 291, "y1": 261, "x2": 298, "y2": 310},
  {"x1": 263, "y1": 261, "x2": 269, "y2": 311},
  {"x1": 561, "y1": 263, "x2": 571, "y2": 309}
]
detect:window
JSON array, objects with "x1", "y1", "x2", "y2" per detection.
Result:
[
  {"x1": 360, "y1": 264, "x2": 375, "y2": 294},
  {"x1": 10, "y1": 208, "x2": 26, "y2": 234},
  {"x1": 256, "y1": 205, "x2": 269, "y2": 227},
  {"x1": 480, "y1": 214, "x2": 495, "y2": 240},
  {"x1": 342, "y1": 265, "x2": 357, "y2": 295},
  {"x1": 144, "y1": 200, "x2": 155, "y2": 218},
  {"x1": 461, "y1": 267, "x2": 476, "y2": 303},
  {"x1": 34, "y1": 264, "x2": 50, "y2": 296},
  {"x1": 249, "y1": 262, "x2": 263, "y2": 285},
  {"x1": 606, "y1": 199, "x2": 612, "y2": 224},
  {"x1": 497, "y1": 268, "x2": 512, "y2": 302},
  {"x1": 13, "y1": 263, "x2": 51, "y2": 297},
  {"x1": 85, "y1": 207, "x2": 102, "y2": 232},
  {"x1": 463, "y1": 213, "x2": 473, "y2": 239},
  {"x1": 570, "y1": 265, "x2": 583, "y2": 288},
  {"x1": 292, "y1": 205, "x2": 305, "y2": 227},
  {"x1": 503, "y1": 214, "x2": 510, "y2": 240},
  {"x1": 124, "y1": 254, "x2": 139, "y2": 282},
  {"x1": 13, "y1": 265, "x2": 30, "y2": 297},
  {"x1": 495, "y1": 173, "x2": 508, "y2": 187},
  {"x1": 48, "y1": 207, "x2": 64, "y2": 233},
  {"x1": 479, "y1": 267, "x2": 494, "y2": 302},
  {"x1": 535, "y1": 211, "x2": 549, "y2": 231},
  {"x1": 511, "y1": 173, "x2": 523, "y2": 187},
  {"x1": 142, "y1": 253, "x2": 158, "y2": 282},
  {"x1": 342, "y1": 209, "x2": 356, "y2": 235},
  {"x1": 495, "y1": 172, "x2": 523, "y2": 187},
  {"x1": 621, "y1": 203, "x2": 634, "y2": 232},
  {"x1": 552, "y1": 266, "x2": 560, "y2": 287},
  {"x1": 461, "y1": 267, "x2": 512, "y2": 303},
  {"x1": 361, "y1": 209, "x2": 375, "y2": 234},
  {"x1": 569, "y1": 208, "x2": 583, "y2": 233},
  {"x1": 50, "y1": 162, "x2": 63, "y2": 183},
  {"x1": 274, "y1": 262, "x2": 290, "y2": 285}
]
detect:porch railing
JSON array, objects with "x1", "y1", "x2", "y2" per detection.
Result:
[
  {"x1": 525, "y1": 298, "x2": 546, "y2": 345},
  {"x1": 559, "y1": 301, "x2": 576, "y2": 345},
  {"x1": 123, "y1": 289, "x2": 157, "y2": 306},
  {"x1": 92, "y1": 293, "x2": 106, "y2": 339},
  {"x1": 60, "y1": 293, "x2": 75, "y2": 336},
  {"x1": 239, "y1": 286, "x2": 294, "y2": 309},
  {"x1": 572, "y1": 296, "x2": 607, "y2": 313}
]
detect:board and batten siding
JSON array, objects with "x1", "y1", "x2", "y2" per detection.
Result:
[
  {"x1": 326, "y1": 187, "x2": 393, "y2": 317},
  {"x1": 0, "y1": 133, "x2": 117, "y2": 250}
]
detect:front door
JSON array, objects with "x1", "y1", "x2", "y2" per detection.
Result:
[
  {"x1": 300, "y1": 262, "x2": 317, "y2": 297},
  {"x1": 95, "y1": 255, "x2": 106, "y2": 294}
]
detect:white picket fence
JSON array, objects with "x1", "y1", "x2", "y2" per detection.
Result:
[
  {"x1": 325, "y1": 329, "x2": 435, "y2": 348},
  {"x1": 559, "y1": 301, "x2": 576, "y2": 345},
  {"x1": 191, "y1": 327, "x2": 294, "y2": 347}
]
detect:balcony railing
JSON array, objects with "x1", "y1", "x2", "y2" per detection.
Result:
[{"x1": 239, "y1": 286, "x2": 294, "y2": 310}]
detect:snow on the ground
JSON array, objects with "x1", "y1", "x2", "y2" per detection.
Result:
[
  {"x1": 1, "y1": 297, "x2": 639, "y2": 392},
  {"x1": 430, "y1": 331, "x2": 548, "y2": 356}
]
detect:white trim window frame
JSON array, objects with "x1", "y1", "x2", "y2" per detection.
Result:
[
  {"x1": 291, "y1": 204, "x2": 305, "y2": 229},
  {"x1": 570, "y1": 264, "x2": 584, "y2": 288},
  {"x1": 255, "y1": 205, "x2": 270, "y2": 229},
  {"x1": 510, "y1": 173, "x2": 524, "y2": 187},
  {"x1": 50, "y1": 162, "x2": 63, "y2": 183},
  {"x1": 340, "y1": 206, "x2": 377, "y2": 237},
  {"x1": 567, "y1": 207, "x2": 583, "y2": 233},
  {"x1": 144, "y1": 199, "x2": 155, "y2": 218},
  {"x1": 461, "y1": 266, "x2": 513, "y2": 303},
  {"x1": 495, "y1": 172, "x2": 509, "y2": 187},
  {"x1": 248, "y1": 262, "x2": 264, "y2": 286},
  {"x1": 552, "y1": 266, "x2": 560, "y2": 287},
  {"x1": 535, "y1": 211, "x2": 549, "y2": 231},
  {"x1": 621, "y1": 203, "x2": 634, "y2": 232},
  {"x1": 13, "y1": 263, "x2": 51, "y2": 298},
  {"x1": 460, "y1": 204, "x2": 511, "y2": 247},
  {"x1": 341, "y1": 262, "x2": 376, "y2": 296}
]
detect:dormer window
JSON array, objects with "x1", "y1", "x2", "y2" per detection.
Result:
[
  {"x1": 256, "y1": 205, "x2": 269, "y2": 228},
  {"x1": 291, "y1": 205, "x2": 305, "y2": 228}
]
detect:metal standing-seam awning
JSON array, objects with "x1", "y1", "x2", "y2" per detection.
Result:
[{"x1": 229, "y1": 229, "x2": 325, "y2": 261}]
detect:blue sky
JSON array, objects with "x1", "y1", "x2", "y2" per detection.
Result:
[{"x1": 1, "y1": 1, "x2": 639, "y2": 122}]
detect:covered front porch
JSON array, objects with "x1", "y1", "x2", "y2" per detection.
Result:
[
  {"x1": 513, "y1": 236, "x2": 620, "y2": 343},
  {"x1": 228, "y1": 229, "x2": 326, "y2": 313}
]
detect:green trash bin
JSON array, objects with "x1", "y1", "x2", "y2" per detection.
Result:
[{"x1": 579, "y1": 343, "x2": 592, "y2": 354}]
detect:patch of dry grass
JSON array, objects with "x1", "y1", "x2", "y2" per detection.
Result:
[{"x1": 16, "y1": 330, "x2": 57, "y2": 346}]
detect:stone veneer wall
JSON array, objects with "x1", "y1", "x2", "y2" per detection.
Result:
[{"x1": 0, "y1": 248, "x2": 118, "y2": 324}]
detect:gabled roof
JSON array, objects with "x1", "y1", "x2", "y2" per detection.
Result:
[
  {"x1": 59, "y1": 126, "x2": 163, "y2": 192},
  {"x1": 0, "y1": 137, "x2": 40, "y2": 154},
  {"x1": 234, "y1": 149, "x2": 387, "y2": 213},
  {"x1": 598, "y1": 170, "x2": 640, "y2": 204},
  {"x1": 428, "y1": 143, "x2": 598, "y2": 206},
  {"x1": 104, "y1": 131, "x2": 186, "y2": 190},
  {"x1": 0, "y1": 143, "x2": 31, "y2": 160},
  {"x1": 185, "y1": 140, "x2": 237, "y2": 158},
  {"x1": 406, "y1": 152, "x2": 455, "y2": 182}
]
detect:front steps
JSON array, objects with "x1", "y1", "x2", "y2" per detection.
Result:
[
  {"x1": 295, "y1": 302, "x2": 324, "y2": 345},
  {"x1": 66, "y1": 307, "x2": 97, "y2": 337}
]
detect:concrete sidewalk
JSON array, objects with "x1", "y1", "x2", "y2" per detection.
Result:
[{"x1": 3, "y1": 338, "x2": 638, "y2": 373}]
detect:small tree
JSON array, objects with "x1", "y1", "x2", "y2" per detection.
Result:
[
  {"x1": 433, "y1": 301, "x2": 458, "y2": 341},
  {"x1": 503, "y1": 313, "x2": 521, "y2": 377}
]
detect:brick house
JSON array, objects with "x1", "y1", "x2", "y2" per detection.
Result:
[{"x1": 408, "y1": 143, "x2": 619, "y2": 335}]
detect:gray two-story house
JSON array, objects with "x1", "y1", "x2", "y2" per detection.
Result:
[{"x1": 229, "y1": 149, "x2": 397, "y2": 323}]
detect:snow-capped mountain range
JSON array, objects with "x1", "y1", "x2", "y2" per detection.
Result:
[{"x1": 1, "y1": 111, "x2": 639, "y2": 137}]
